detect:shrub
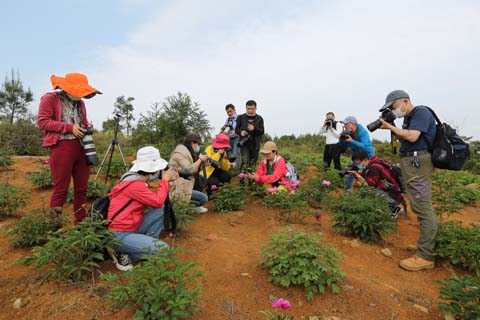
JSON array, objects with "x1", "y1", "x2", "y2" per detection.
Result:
[
  {"x1": 438, "y1": 274, "x2": 480, "y2": 320},
  {"x1": 259, "y1": 228, "x2": 345, "y2": 300},
  {"x1": 66, "y1": 179, "x2": 109, "y2": 202},
  {"x1": 301, "y1": 177, "x2": 332, "y2": 208},
  {"x1": 6, "y1": 209, "x2": 65, "y2": 247},
  {"x1": 27, "y1": 167, "x2": 53, "y2": 188},
  {"x1": 0, "y1": 182, "x2": 30, "y2": 216},
  {"x1": 212, "y1": 183, "x2": 247, "y2": 213},
  {"x1": 19, "y1": 218, "x2": 120, "y2": 282},
  {"x1": 101, "y1": 248, "x2": 203, "y2": 320},
  {"x1": 0, "y1": 120, "x2": 46, "y2": 155},
  {"x1": 171, "y1": 196, "x2": 196, "y2": 233},
  {"x1": 262, "y1": 189, "x2": 314, "y2": 223},
  {"x1": 435, "y1": 221, "x2": 480, "y2": 275},
  {"x1": 322, "y1": 169, "x2": 344, "y2": 189},
  {"x1": 0, "y1": 147, "x2": 13, "y2": 170},
  {"x1": 327, "y1": 186, "x2": 396, "y2": 243}
]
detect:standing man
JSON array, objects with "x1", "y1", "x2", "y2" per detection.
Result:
[
  {"x1": 319, "y1": 112, "x2": 342, "y2": 170},
  {"x1": 37, "y1": 73, "x2": 102, "y2": 223},
  {"x1": 379, "y1": 90, "x2": 437, "y2": 271},
  {"x1": 220, "y1": 103, "x2": 240, "y2": 166},
  {"x1": 235, "y1": 100, "x2": 265, "y2": 170}
]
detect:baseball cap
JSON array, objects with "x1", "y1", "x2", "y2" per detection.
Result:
[
  {"x1": 342, "y1": 116, "x2": 358, "y2": 124},
  {"x1": 380, "y1": 90, "x2": 410, "y2": 111},
  {"x1": 260, "y1": 141, "x2": 277, "y2": 154}
]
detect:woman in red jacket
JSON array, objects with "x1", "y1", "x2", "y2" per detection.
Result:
[
  {"x1": 247, "y1": 141, "x2": 287, "y2": 188},
  {"x1": 107, "y1": 146, "x2": 178, "y2": 270}
]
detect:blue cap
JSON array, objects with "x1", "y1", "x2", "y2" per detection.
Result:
[{"x1": 342, "y1": 116, "x2": 358, "y2": 124}]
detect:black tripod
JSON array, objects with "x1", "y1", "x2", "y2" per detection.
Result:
[{"x1": 95, "y1": 115, "x2": 128, "y2": 185}]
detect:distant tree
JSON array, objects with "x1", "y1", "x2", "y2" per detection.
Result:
[
  {"x1": 113, "y1": 96, "x2": 135, "y2": 136},
  {"x1": 102, "y1": 118, "x2": 117, "y2": 134},
  {"x1": 0, "y1": 70, "x2": 33, "y2": 124},
  {"x1": 134, "y1": 102, "x2": 164, "y2": 145}
]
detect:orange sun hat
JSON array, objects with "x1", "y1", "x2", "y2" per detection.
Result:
[{"x1": 51, "y1": 72, "x2": 102, "y2": 98}]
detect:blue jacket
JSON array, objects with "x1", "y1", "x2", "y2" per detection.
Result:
[{"x1": 339, "y1": 124, "x2": 375, "y2": 158}]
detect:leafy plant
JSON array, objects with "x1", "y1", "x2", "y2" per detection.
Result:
[
  {"x1": 437, "y1": 274, "x2": 480, "y2": 320},
  {"x1": 262, "y1": 189, "x2": 314, "y2": 223},
  {"x1": 327, "y1": 186, "x2": 396, "y2": 243},
  {"x1": 171, "y1": 196, "x2": 196, "y2": 233},
  {"x1": 260, "y1": 298, "x2": 294, "y2": 320},
  {"x1": 27, "y1": 167, "x2": 53, "y2": 188},
  {"x1": 19, "y1": 217, "x2": 120, "y2": 282},
  {"x1": 301, "y1": 177, "x2": 332, "y2": 208},
  {"x1": 66, "y1": 179, "x2": 109, "y2": 202},
  {"x1": 435, "y1": 221, "x2": 480, "y2": 275},
  {"x1": 322, "y1": 168, "x2": 345, "y2": 189},
  {"x1": 259, "y1": 228, "x2": 345, "y2": 300},
  {"x1": 6, "y1": 209, "x2": 65, "y2": 247},
  {"x1": 212, "y1": 183, "x2": 247, "y2": 213},
  {"x1": 101, "y1": 248, "x2": 203, "y2": 320},
  {"x1": 0, "y1": 147, "x2": 13, "y2": 170},
  {"x1": 0, "y1": 182, "x2": 29, "y2": 216}
]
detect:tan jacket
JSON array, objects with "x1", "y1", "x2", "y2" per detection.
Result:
[{"x1": 169, "y1": 144, "x2": 196, "y2": 201}]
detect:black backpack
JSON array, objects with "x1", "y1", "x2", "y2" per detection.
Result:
[{"x1": 422, "y1": 107, "x2": 470, "y2": 170}]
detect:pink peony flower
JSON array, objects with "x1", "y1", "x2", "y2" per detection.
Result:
[
  {"x1": 211, "y1": 185, "x2": 218, "y2": 191},
  {"x1": 315, "y1": 214, "x2": 322, "y2": 221},
  {"x1": 322, "y1": 180, "x2": 331, "y2": 187},
  {"x1": 272, "y1": 298, "x2": 291, "y2": 310},
  {"x1": 267, "y1": 187, "x2": 274, "y2": 193},
  {"x1": 238, "y1": 173, "x2": 247, "y2": 179},
  {"x1": 168, "y1": 232, "x2": 174, "y2": 238}
]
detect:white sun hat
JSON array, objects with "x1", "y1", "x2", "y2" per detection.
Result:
[{"x1": 129, "y1": 146, "x2": 168, "y2": 173}]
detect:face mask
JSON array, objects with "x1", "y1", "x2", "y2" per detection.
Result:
[
  {"x1": 149, "y1": 171, "x2": 159, "y2": 181},
  {"x1": 356, "y1": 165, "x2": 365, "y2": 170},
  {"x1": 392, "y1": 104, "x2": 407, "y2": 118},
  {"x1": 194, "y1": 145, "x2": 200, "y2": 153}
]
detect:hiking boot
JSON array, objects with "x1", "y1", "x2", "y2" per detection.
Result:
[
  {"x1": 399, "y1": 255, "x2": 434, "y2": 271},
  {"x1": 116, "y1": 254, "x2": 133, "y2": 271},
  {"x1": 193, "y1": 206, "x2": 208, "y2": 214}
]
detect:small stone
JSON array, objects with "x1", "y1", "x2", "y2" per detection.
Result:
[
  {"x1": 413, "y1": 304, "x2": 429, "y2": 314},
  {"x1": 381, "y1": 248, "x2": 392, "y2": 258},
  {"x1": 368, "y1": 303, "x2": 377, "y2": 307},
  {"x1": 407, "y1": 245, "x2": 417, "y2": 252},
  {"x1": 13, "y1": 298, "x2": 22, "y2": 309},
  {"x1": 444, "y1": 314, "x2": 455, "y2": 320},
  {"x1": 206, "y1": 234, "x2": 218, "y2": 241},
  {"x1": 240, "y1": 273, "x2": 249, "y2": 277},
  {"x1": 349, "y1": 239, "x2": 360, "y2": 248}
]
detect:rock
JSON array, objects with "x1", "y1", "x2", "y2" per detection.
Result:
[
  {"x1": 368, "y1": 303, "x2": 377, "y2": 307},
  {"x1": 349, "y1": 239, "x2": 360, "y2": 248},
  {"x1": 413, "y1": 304, "x2": 429, "y2": 314},
  {"x1": 240, "y1": 273, "x2": 249, "y2": 277},
  {"x1": 444, "y1": 314, "x2": 455, "y2": 320},
  {"x1": 13, "y1": 298, "x2": 22, "y2": 309},
  {"x1": 206, "y1": 234, "x2": 218, "y2": 241},
  {"x1": 407, "y1": 245, "x2": 417, "y2": 252},
  {"x1": 381, "y1": 248, "x2": 392, "y2": 258}
]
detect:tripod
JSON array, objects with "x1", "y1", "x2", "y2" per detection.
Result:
[{"x1": 95, "y1": 115, "x2": 128, "y2": 185}]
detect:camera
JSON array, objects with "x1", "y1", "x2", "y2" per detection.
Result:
[
  {"x1": 367, "y1": 108, "x2": 396, "y2": 132},
  {"x1": 325, "y1": 119, "x2": 335, "y2": 127},
  {"x1": 338, "y1": 163, "x2": 360, "y2": 177},
  {"x1": 81, "y1": 127, "x2": 99, "y2": 166},
  {"x1": 340, "y1": 129, "x2": 353, "y2": 140},
  {"x1": 163, "y1": 165, "x2": 192, "y2": 179},
  {"x1": 221, "y1": 125, "x2": 233, "y2": 135},
  {"x1": 237, "y1": 134, "x2": 251, "y2": 147}
]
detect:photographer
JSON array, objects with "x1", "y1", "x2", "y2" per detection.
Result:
[
  {"x1": 348, "y1": 150, "x2": 405, "y2": 218},
  {"x1": 220, "y1": 104, "x2": 240, "y2": 166},
  {"x1": 247, "y1": 141, "x2": 289, "y2": 190},
  {"x1": 378, "y1": 90, "x2": 437, "y2": 272},
  {"x1": 107, "y1": 146, "x2": 179, "y2": 270},
  {"x1": 37, "y1": 73, "x2": 101, "y2": 223},
  {"x1": 337, "y1": 116, "x2": 375, "y2": 192},
  {"x1": 201, "y1": 133, "x2": 232, "y2": 195},
  {"x1": 235, "y1": 100, "x2": 265, "y2": 170},
  {"x1": 319, "y1": 112, "x2": 342, "y2": 170},
  {"x1": 169, "y1": 133, "x2": 209, "y2": 213}
]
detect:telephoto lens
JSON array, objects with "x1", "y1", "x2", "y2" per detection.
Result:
[{"x1": 81, "y1": 128, "x2": 99, "y2": 166}]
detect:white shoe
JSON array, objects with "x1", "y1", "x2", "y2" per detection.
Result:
[
  {"x1": 193, "y1": 206, "x2": 208, "y2": 214},
  {"x1": 115, "y1": 253, "x2": 133, "y2": 271}
]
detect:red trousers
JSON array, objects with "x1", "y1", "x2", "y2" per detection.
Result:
[{"x1": 49, "y1": 139, "x2": 89, "y2": 222}]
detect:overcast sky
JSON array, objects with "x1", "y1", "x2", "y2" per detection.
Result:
[{"x1": 1, "y1": 0, "x2": 479, "y2": 141}]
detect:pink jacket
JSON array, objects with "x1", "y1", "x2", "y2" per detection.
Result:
[
  {"x1": 37, "y1": 92, "x2": 88, "y2": 147},
  {"x1": 107, "y1": 179, "x2": 170, "y2": 232},
  {"x1": 256, "y1": 155, "x2": 287, "y2": 184}
]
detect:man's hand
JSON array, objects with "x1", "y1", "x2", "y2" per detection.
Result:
[
  {"x1": 344, "y1": 135, "x2": 353, "y2": 143},
  {"x1": 247, "y1": 124, "x2": 254, "y2": 131},
  {"x1": 379, "y1": 118, "x2": 393, "y2": 130},
  {"x1": 162, "y1": 167, "x2": 179, "y2": 182},
  {"x1": 241, "y1": 130, "x2": 248, "y2": 137},
  {"x1": 73, "y1": 124, "x2": 85, "y2": 138}
]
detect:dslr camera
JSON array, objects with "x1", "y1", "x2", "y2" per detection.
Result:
[
  {"x1": 81, "y1": 127, "x2": 99, "y2": 166},
  {"x1": 340, "y1": 129, "x2": 353, "y2": 140},
  {"x1": 163, "y1": 165, "x2": 193, "y2": 179},
  {"x1": 324, "y1": 119, "x2": 336, "y2": 127},
  {"x1": 367, "y1": 108, "x2": 396, "y2": 132},
  {"x1": 237, "y1": 134, "x2": 251, "y2": 147},
  {"x1": 338, "y1": 163, "x2": 360, "y2": 177}
]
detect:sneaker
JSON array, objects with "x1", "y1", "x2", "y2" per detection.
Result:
[
  {"x1": 391, "y1": 207, "x2": 403, "y2": 219},
  {"x1": 116, "y1": 253, "x2": 133, "y2": 271},
  {"x1": 192, "y1": 206, "x2": 208, "y2": 214},
  {"x1": 399, "y1": 255, "x2": 434, "y2": 271}
]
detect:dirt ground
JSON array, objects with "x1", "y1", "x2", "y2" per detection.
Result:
[{"x1": 0, "y1": 156, "x2": 478, "y2": 320}]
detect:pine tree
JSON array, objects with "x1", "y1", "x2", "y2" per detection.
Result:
[{"x1": 0, "y1": 70, "x2": 33, "y2": 124}]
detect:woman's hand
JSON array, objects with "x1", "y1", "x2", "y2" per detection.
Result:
[
  {"x1": 162, "y1": 167, "x2": 179, "y2": 182},
  {"x1": 199, "y1": 153, "x2": 208, "y2": 162}
]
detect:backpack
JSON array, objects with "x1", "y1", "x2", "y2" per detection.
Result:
[
  {"x1": 422, "y1": 107, "x2": 470, "y2": 170},
  {"x1": 285, "y1": 161, "x2": 299, "y2": 184},
  {"x1": 371, "y1": 159, "x2": 405, "y2": 192}
]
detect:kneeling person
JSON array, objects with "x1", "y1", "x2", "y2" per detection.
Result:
[
  {"x1": 202, "y1": 133, "x2": 232, "y2": 195},
  {"x1": 247, "y1": 141, "x2": 289, "y2": 190}
]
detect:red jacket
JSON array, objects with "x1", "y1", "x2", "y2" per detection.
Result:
[
  {"x1": 365, "y1": 156, "x2": 403, "y2": 203},
  {"x1": 256, "y1": 155, "x2": 287, "y2": 184},
  {"x1": 37, "y1": 92, "x2": 88, "y2": 147},
  {"x1": 107, "y1": 179, "x2": 170, "y2": 232}
]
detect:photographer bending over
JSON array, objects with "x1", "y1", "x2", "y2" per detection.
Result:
[
  {"x1": 337, "y1": 116, "x2": 375, "y2": 192},
  {"x1": 319, "y1": 112, "x2": 342, "y2": 170},
  {"x1": 247, "y1": 141, "x2": 289, "y2": 190},
  {"x1": 37, "y1": 73, "x2": 101, "y2": 223},
  {"x1": 107, "y1": 146, "x2": 178, "y2": 271},
  {"x1": 201, "y1": 133, "x2": 232, "y2": 195},
  {"x1": 169, "y1": 133, "x2": 209, "y2": 213},
  {"x1": 235, "y1": 100, "x2": 265, "y2": 170}
]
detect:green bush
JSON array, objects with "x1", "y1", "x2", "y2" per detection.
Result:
[
  {"x1": 0, "y1": 120, "x2": 46, "y2": 155},
  {"x1": 262, "y1": 189, "x2": 314, "y2": 223},
  {"x1": 327, "y1": 186, "x2": 396, "y2": 243},
  {"x1": 259, "y1": 229, "x2": 345, "y2": 300},
  {"x1": 27, "y1": 167, "x2": 53, "y2": 188},
  {"x1": 0, "y1": 147, "x2": 13, "y2": 170},
  {"x1": 322, "y1": 169, "x2": 344, "y2": 189},
  {"x1": 101, "y1": 248, "x2": 202, "y2": 320},
  {"x1": 435, "y1": 221, "x2": 480, "y2": 275},
  {"x1": 19, "y1": 217, "x2": 120, "y2": 282},
  {"x1": 301, "y1": 176, "x2": 332, "y2": 208},
  {"x1": 6, "y1": 209, "x2": 65, "y2": 247},
  {"x1": 66, "y1": 179, "x2": 109, "y2": 202},
  {"x1": 212, "y1": 183, "x2": 247, "y2": 213},
  {"x1": 0, "y1": 182, "x2": 30, "y2": 216},
  {"x1": 438, "y1": 274, "x2": 480, "y2": 320},
  {"x1": 171, "y1": 196, "x2": 196, "y2": 233}
]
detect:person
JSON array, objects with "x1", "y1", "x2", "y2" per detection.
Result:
[
  {"x1": 247, "y1": 141, "x2": 289, "y2": 190},
  {"x1": 319, "y1": 112, "x2": 342, "y2": 170},
  {"x1": 337, "y1": 116, "x2": 375, "y2": 192},
  {"x1": 220, "y1": 104, "x2": 241, "y2": 166},
  {"x1": 201, "y1": 133, "x2": 232, "y2": 195},
  {"x1": 378, "y1": 89, "x2": 437, "y2": 271},
  {"x1": 349, "y1": 150, "x2": 405, "y2": 217},
  {"x1": 107, "y1": 146, "x2": 179, "y2": 271},
  {"x1": 235, "y1": 100, "x2": 265, "y2": 170},
  {"x1": 37, "y1": 72, "x2": 101, "y2": 223},
  {"x1": 169, "y1": 132, "x2": 209, "y2": 213}
]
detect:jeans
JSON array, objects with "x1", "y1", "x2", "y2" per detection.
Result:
[
  {"x1": 113, "y1": 207, "x2": 169, "y2": 261},
  {"x1": 376, "y1": 189, "x2": 399, "y2": 211},
  {"x1": 191, "y1": 190, "x2": 208, "y2": 206},
  {"x1": 344, "y1": 174, "x2": 355, "y2": 192}
]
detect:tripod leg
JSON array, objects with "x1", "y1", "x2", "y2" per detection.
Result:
[
  {"x1": 95, "y1": 143, "x2": 114, "y2": 180},
  {"x1": 116, "y1": 143, "x2": 129, "y2": 171}
]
